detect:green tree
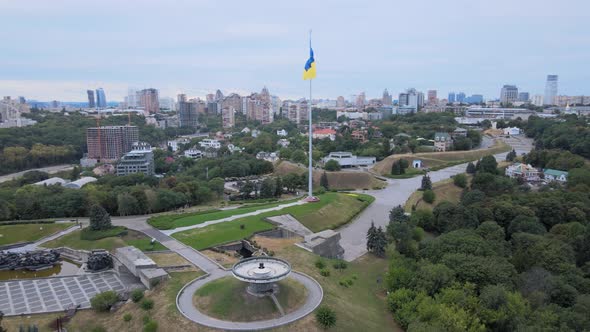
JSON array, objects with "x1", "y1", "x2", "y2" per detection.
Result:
[
  {"x1": 259, "y1": 178, "x2": 276, "y2": 198},
  {"x1": 89, "y1": 205, "x2": 112, "y2": 231},
  {"x1": 291, "y1": 149, "x2": 307, "y2": 164},
  {"x1": 324, "y1": 159, "x2": 341, "y2": 171},
  {"x1": 453, "y1": 173, "x2": 468, "y2": 188},
  {"x1": 466, "y1": 162, "x2": 476, "y2": 174},
  {"x1": 421, "y1": 175, "x2": 432, "y2": 190},
  {"x1": 366, "y1": 221, "x2": 377, "y2": 252},
  {"x1": 506, "y1": 149, "x2": 517, "y2": 162},
  {"x1": 90, "y1": 291, "x2": 119, "y2": 312},
  {"x1": 374, "y1": 226, "x2": 388, "y2": 258},
  {"x1": 70, "y1": 165, "x2": 81, "y2": 180},
  {"x1": 315, "y1": 306, "x2": 336, "y2": 329},
  {"x1": 117, "y1": 193, "x2": 139, "y2": 216},
  {"x1": 479, "y1": 155, "x2": 498, "y2": 174},
  {"x1": 423, "y1": 189, "x2": 435, "y2": 204},
  {"x1": 389, "y1": 205, "x2": 408, "y2": 223},
  {"x1": 274, "y1": 176, "x2": 283, "y2": 197},
  {"x1": 320, "y1": 171, "x2": 329, "y2": 190},
  {"x1": 415, "y1": 263, "x2": 455, "y2": 296}
]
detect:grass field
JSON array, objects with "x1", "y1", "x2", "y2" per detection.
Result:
[
  {"x1": 172, "y1": 192, "x2": 374, "y2": 250},
  {"x1": 275, "y1": 160, "x2": 387, "y2": 190},
  {"x1": 404, "y1": 176, "x2": 471, "y2": 212},
  {"x1": 374, "y1": 139, "x2": 510, "y2": 176},
  {"x1": 43, "y1": 228, "x2": 166, "y2": 252},
  {"x1": 194, "y1": 276, "x2": 307, "y2": 321},
  {"x1": 0, "y1": 223, "x2": 74, "y2": 246},
  {"x1": 148, "y1": 198, "x2": 299, "y2": 230}
]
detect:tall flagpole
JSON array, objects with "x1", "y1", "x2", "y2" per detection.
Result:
[{"x1": 308, "y1": 30, "x2": 313, "y2": 199}]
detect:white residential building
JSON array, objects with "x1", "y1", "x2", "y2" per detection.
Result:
[
  {"x1": 505, "y1": 163, "x2": 540, "y2": 182},
  {"x1": 543, "y1": 169, "x2": 568, "y2": 183},
  {"x1": 322, "y1": 151, "x2": 376, "y2": 167},
  {"x1": 199, "y1": 139, "x2": 221, "y2": 149},
  {"x1": 503, "y1": 127, "x2": 521, "y2": 135},
  {"x1": 276, "y1": 129, "x2": 288, "y2": 137},
  {"x1": 184, "y1": 148, "x2": 203, "y2": 159}
]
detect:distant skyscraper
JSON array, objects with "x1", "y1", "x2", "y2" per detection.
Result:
[
  {"x1": 382, "y1": 89, "x2": 392, "y2": 106},
  {"x1": 356, "y1": 92, "x2": 366, "y2": 108},
  {"x1": 456, "y1": 92, "x2": 466, "y2": 103},
  {"x1": 544, "y1": 75, "x2": 558, "y2": 105},
  {"x1": 427, "y1": 90, "x2": 437, "y2": 105},
  {"x1": 448, "y1": 92, "x2": 456, "y2": 103},
  {"x1": 336, "y1": 96, "x2": 346, "y2": 108},
  {"x1": 518, "y1": 92, "x2": 530, "y2": 102},
  {"x1": 177, "y1": 94, "x2": 187, "y2": 103},
  {"x1": 222, "y1": 107, "x2": 235, "y2": 128},
  {"x1": 18, "y1": 96, "x2": 26, "y2": 104},
  {"x1": 87, "y1": 90, "x2": 95, "y2": 108},
  {"x1": 95, "y1": 88, "x2": 107, "y2": 108},
  {"x1": 126, "y1": 88, "x2": 138, "y2": 108},
  {"x1": 206, "y1": 94, "x2": 215, "y2": 103},
  {"x1": 178, "y1": 101, "x2": 199, "y2": 128},
  {"x1": 137, "y1": 88, "x2": 160, "y2": 114},
  {"x1": 215, "y1": 89, "x2": 224, "y2": 102},
  {"x1": 500, "y1": 85, "x2": 518, "y2": 104},
  {"x1": 532, "y1": 95, "x2": 544, "y2": 107},
  {"x1": 465, "y1": 94, "x2": 484, "y2": 104}
]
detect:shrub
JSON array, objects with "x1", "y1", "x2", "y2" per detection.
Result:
[
  {"x1": 315, "y1": 259, "x2": 326, "y2": 269},
  {"x1": 131, "y1": 288, "x2": 144, "y2": 303},
  {"x1": 453, "y1": 173, "x2": 468, "y2": 188},
  {"x1": 339, "y1": 279, "x2": 349, "y2": 287},
  {"x1": 123, "y1": 313, "x2": 132, "y2": 322},
  {"x1": 333, "y1": 260, "x2": 348, "y2": 270},
  {"x1": 80, "y1": 226, "x2": 127, "y2": 241},
  {"x1": 91, "y1": 326, "x2": 106, "y2": 332},
  {"x1": 422, "y1": 189, "x2": 435, "y2": 204},
  {"x1": 143, "y1": 315, "x2": 151, "y2": 324},
  {"x1": 320, "y1": 269, "x2": 331, "y2": 277},
  {"x1": 90, "y1": 291, "x2": 118, "y2": 312},
  {"x1": 143, "y1": 320, "x2": 158, "y2": 332},
  {"x1": 324, "y1": 159, "x2": 341, "y2": 171},
  {"x1": 315, "y1": 305, "x2": 337, "y2": 329},
  {"x1": 140, "y1": 298, "x2": 154, "y2": 311}
]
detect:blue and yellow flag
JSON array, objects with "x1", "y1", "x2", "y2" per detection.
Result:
[{"x1": 303, "y1": 46, "x2": 316, "y2": 80}]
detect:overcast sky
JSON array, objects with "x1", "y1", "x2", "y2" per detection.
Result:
[{"x1": 1, "y1": 0, "x2": 589, "y2": 102}]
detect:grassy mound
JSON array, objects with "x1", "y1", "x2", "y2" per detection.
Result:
[
  {"x1": 43, "y1": 228, "x2": 166, "y2": 252},
  {"x1": 193, "y1": 276, "x2": 307, "y2": 322},
  {"x1": 0, "y1": 222, "x2": 73, "y2": 246}
]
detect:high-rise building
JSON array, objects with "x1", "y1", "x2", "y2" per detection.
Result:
[
  {"x1": 465, "y1": 94, "x2": 484, "y2": 104},
  {"x1": 456, "y1": 92, "x2": 466, "y2": 103},
  {"x1": 206, "y1": 94, "x2": 215, "y2": 103},
  {"x1": 336, "y1": 96, "x2": 346, "y2": 108},
  {"x1": 178, "y1": 101, "x2": 199, "y2": 128},
  {"x1": 356, "y1": 92, "x2": 366, "y2": 108},
  {"x1": 86, "y1": 125, "x2": 139, "y2": 161},
  {"x1": 222, "y1": 93, "x2": 242, "y2": 113},
  {"x1": 177, "y1": 94, "x2": 187, "y2": 103},
  {"x1": 500, "y1": 85, "x2": 518, "y2": 104},
  {"x1": 518, "y1": 92, "x2": 530, "y2": 102},
  {"x1": 398, "y1": 88, "x2": 422, "y2": 112},
  {"x1": 95, "y1": 88, "x2": 107, "y2": 108},
  {"x1": 448, "y1": 92, "x2": 456, "y2": 103},
  {"x1": 137, "y1": 88, "x2": 160, "y2": 114},
  {"x1": 382, "y1": 89, "x2": 392, "y2": 106},
  {"x1": 222, "y1": 107, "x2": 235, "y2": 128},
  {"x1": 126, "y1": 88, "x2": 138, "y2": 108},
  {"x1": 87, "y1": 90, "x2": 95, "y2": 108},
  {"x1": 532, "y1": 95, "x2": 544, "y2": 107},
  {"x1": 544, "y1": 75, "x2": 558, "y2": 105},
  {"x1": 427, "y1": 90, "x2": 438, "y2": 105},
  {"x1": 215, "y1": 89, "x2": 224, "y2": 102}
]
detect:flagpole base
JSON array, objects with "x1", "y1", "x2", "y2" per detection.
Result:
[{"x1": 303, "y1": 196, "x2": 320, "y2": 203}]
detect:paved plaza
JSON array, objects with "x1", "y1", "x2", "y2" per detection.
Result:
[{"x1": 0, "y1": 272, "x2": 126, "y2": 316}]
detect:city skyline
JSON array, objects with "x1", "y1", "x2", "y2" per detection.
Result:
[{"x1": 1, "y1": 0, "x2": 589, "y2": 101}]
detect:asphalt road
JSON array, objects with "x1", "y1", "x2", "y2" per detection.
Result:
[{"x1": 338, "y1": 135, "x2": 534, "y2": 261}]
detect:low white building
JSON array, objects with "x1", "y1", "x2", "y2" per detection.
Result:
[
  {"x1": 276, "y1": 129, "x2": 288, "y2": 137},
  {"x1": 277, "y1": 139, "x2": 290, "y2": 148},
  {"x1": 199, "y1": 138, "x2": 221, "y2": 149},
  {"x1": 34, "y1": 177, "x2": 68, "y2": 186},
  {"x1": 64, "y1": 177, "x2": 97, "y2": 189},
  {"x1": 256, "y1": 151, "x2": 280, "y2": 162},
  {"x1": 543, "y1": 169, "x2": 568, "y2": 183},
  {"x1": 505, "y1": 163, "x2": 540, "y2": 182},
  {"x1": 167, "y1": 138, "x2": 190, "y2": 152},
  {"x1": 184, "y1": 148, "x2": 203, "y2": 159},
  {"x1": 322, "y1": 151, "x2": 376, "y2": 167},
  {"x1": 503, "y1": 127, "x2": 521, "y2": 135}
]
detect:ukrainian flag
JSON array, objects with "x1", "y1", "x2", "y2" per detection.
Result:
[{"x1": 303, "y1": 47, "x2": 316, "y2": 80}]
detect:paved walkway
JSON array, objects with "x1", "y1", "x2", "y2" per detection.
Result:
[
  {"x1": 176, "y1": 271, "x2": 323, "y2": 331},
  {"x1": 339, "y1": 136, "x2": 534, "y2": 261},
  {"x1": 162, "y1": 200, "x2": 306, "y2": 236},
  {"x1": 0, "y1": 272, "x2": 125, "y2": 316},
  {"x1": 9, "y1": 224, "x2": 80, "y2": 253}
]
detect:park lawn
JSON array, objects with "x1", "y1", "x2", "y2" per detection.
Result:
[
  {"x1": 172, "y1": 218, "x2": 275, "y2": 250},
  {"x1": 148, "y1": 198, "x2": 300, "y2": 230},
  {"x1": 0, "y1": 223, "x2": 74, "y2": 246},
  {"x1": 269, "y1": 245, "x2": 401, "y2": 332},
  {"x1": 43, "y1": 228, "x2": 166, "y2": 252},
  {"x1": 194, "y1": 276, "x2": 307, "y2": 321},
  {"x1": 404, "y1": 176, "x2": 471, "y2": 212},
  {"x1": 374, "y1": 139, "x2": 511, "y2": 176}
]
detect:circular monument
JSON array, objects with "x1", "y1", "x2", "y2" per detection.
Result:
[{"x1": 232, "y1": 257, "x2": 291, "y2": 295}]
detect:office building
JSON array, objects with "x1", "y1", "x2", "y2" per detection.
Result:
[
  {"x1": 544, "y1": 75, "x2": 558, "y2": 105},
  {"x1": 465, "y1": 94, "x2": 484, "y2": 104},
  {"x1": 465, "y1": 107, "x2": 536, "y2": 120},
  {"x1": 215, "y1": 89, "x2": 224, "y2": 102},
  {"x1": 356, "y1": 92, "x2": 366, "y2": 108},
  {"x1": 222, "y1": 93, "x2": 242, "y2": 113},
  {"x1": 456, "y1": 92, "x2": 466, "y2": 103},
  {"x1": 448, "y1": 92, "x2": 456, "y2": 103},
  {"x1": 137, "y1": 88, "x2": 159, "y2": 114},
  {"x1": 86, "y1": 125, "x2": 139, "y2": 161},
  {"x1": 126, "y1": 88, "x2": 138, "y2": 108},
  {"x1": 382, "y1": 89, "x2": 392, "y2": 106},
  {"x1": 518, "y1": 92, "x2": 530, "y2": 102},
  {"x1": 500, "y1": 85, "x2": 518, "y2": 104},
  {"x1": 95, "y1": 88, "x2": 107, "y2": 108},
  {"x1": 87, "y1": 90, "x2": 95, "y2": 108},
  {"x1": 222, "y1": 107, "x2": 235, "y2": 128},
  {"x1": 398, "y1": 88, "x2": 422, "y2": 112},
  {"x1": 178, "y1": 101, "x2": 199, "y2": 128},
  {"x1": 532, "y1": 95, "x2": 544, "y2": 107},
  {"x1": 322, "y1": 152, "x2": 376, "y2": 167},
  {"x1": 177, "y1": 94, "x2": 187, "y2": 103},
  {"x1": 427, "y1": 90, "x2": 437, "y2": 105},
  {"x1": 336, "y1": 96, "x2": 346, "y2": 108},
  {"x1": 116, "y1": 142, "x2": 154, "y2": 176}
]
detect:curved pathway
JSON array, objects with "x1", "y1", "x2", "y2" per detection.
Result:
[
  {"x1": 176, "y1": 270, "x2": 323, "y2": 331},
  {"x1": 339, "y1": 136, "x2": 534, "y2": 261}
]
